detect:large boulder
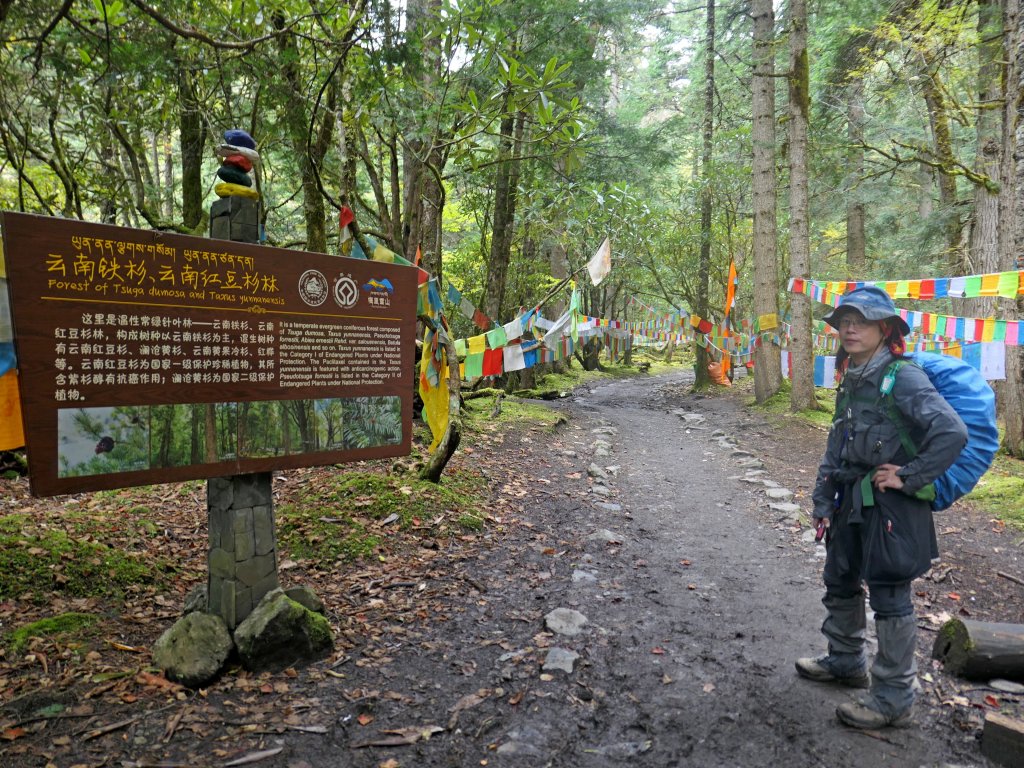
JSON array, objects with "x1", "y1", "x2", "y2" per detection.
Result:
[
  {"x1": 233, "y1": 589, "x2": 333, "y2": 671},
  {"x1": 152, "y1": 612, "x2": 233, "y2": 688}
]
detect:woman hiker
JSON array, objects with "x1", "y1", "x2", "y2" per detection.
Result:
[{"x1": 796, "y1": 285, "x2": 968, "y2": 729}]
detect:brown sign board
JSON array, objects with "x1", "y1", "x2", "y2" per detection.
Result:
[{"x1": 0, "y1": 212, "x2": 417, "y2": 497}]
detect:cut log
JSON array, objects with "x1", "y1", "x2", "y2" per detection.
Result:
[
  {"x1": 981, "y1": 713, "x2": 1024, "y2": 768},
  {"x1": 932, "y1": 618, "x2": 1024, "y2": 680}
]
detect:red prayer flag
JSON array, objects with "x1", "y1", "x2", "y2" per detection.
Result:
[
  {"x1": 482, "y1": 348, "x2": 503, "y2": 377},
  {"x1": 472, "y1": 309, "x2": 491, "y2": 330},
  {"x1": 919, "y1": 279, "x2": 935, "y2": 300}
]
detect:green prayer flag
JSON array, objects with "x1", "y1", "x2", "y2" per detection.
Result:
[
  {"x1": 997, "y1": 271, "x2": 1019, "y2": 298},
  {"x1": 485, "y1": 326, "x2": 508, "y2": 349},
  {"x1": 455, "y1": 338, "x2": 467, "y2": 357},
  {"x1": 995, "y1": 319, "x2": 1007, "y2": 342},
  {"x1": 965, "y1": 275, "x2": 982, "y2": 297},
  {"x1": 465, "y1": 352, "x2": 484, "y2": 379}
]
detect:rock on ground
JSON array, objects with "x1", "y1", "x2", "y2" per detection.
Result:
[{"x1": 152, "y1": 612, "x2": 233, "y2": 689}]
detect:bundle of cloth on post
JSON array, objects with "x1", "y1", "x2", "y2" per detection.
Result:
[{"x1": 214, "y1": 129, "x2": 260, "y2": 200}]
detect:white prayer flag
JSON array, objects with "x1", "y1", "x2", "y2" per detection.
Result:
[
  {"x1": 980, "y1": 341, "x2": 1006, "y2": 381},
  {"x1": 503, "y1": 344, "x2": 526, "y2": 372},
  {"x1": 586, "y1": 237, "x2": 612, "y2": 286},
  {"x1": 503, "y1": 316, "x2": 524, "y2": 341},
  {"x1": 543, "y1": 308, "x2": 573, "y2": 350}
]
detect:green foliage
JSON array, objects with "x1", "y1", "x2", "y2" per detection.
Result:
[
  {"x1": 462, "y1": 396, "x2": 567, "y2": 434},
  {"x1": 277, "y1": 468, "x2": 488, "y2": 564},
  {"x1": 7, "y1": 612, "x2": 100, "y2": 654},
  {"x1": 0, "y1": 514, "x2": 165, "y2": 602},
  {"x1": 965, "y1": 454, "x2": 1024, "y2": 530},
  {"x1": 746, "y1": 379, "x2": 834, "y2": 429}
]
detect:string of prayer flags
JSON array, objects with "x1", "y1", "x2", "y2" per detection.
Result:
[
  {"x1": 442, "y1": 279, "x2": 493, "y2": 330},
  {"x1": 788, "y1": 278, "x2": 1023, "y2": 346},
  {"x1": 792, "y1": 270, "x2": 1023, "y2": 300}
]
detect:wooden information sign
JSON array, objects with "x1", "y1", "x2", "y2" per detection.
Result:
[{"x1": 0, "y1": 212, "x2": 417, "y2": 497}]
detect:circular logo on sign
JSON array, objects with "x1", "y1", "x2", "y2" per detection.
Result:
[
  {"x1": 334, "y1": 275, "x2": 359, "y2": 309},
  {"x1": 298, "y1": 269, "x2": 329, "y2": 306}
]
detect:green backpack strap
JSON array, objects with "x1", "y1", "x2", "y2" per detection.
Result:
[
  {"x1": 865, "y1": 359, "x2": 936, "y2": 505},
  {"x1": 879, "y1": 360, "x2": 918, "y2": 460}
]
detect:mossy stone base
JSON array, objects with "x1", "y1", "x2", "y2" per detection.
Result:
[
  {"x1": 152, "y1": 612, "x2": 233, "y2": 688},
  {"x1": 233, "y1": 588, "x2": 333, "y2": 672}
]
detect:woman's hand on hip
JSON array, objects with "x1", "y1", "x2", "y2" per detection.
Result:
[{"x1": 873, "y1": 463, "x2": 904, "y2": 492}]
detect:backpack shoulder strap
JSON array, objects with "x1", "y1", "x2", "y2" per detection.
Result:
[{"x1": 879, "y1": 359, "x2": 918, "y2": 459}]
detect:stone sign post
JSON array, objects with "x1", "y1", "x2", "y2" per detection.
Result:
[{"x1": 205, "y1": 178, "x2": 275, "y2": 630}]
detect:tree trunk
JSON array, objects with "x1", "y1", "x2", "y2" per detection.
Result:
[
  {"x1": 695, "y1": 0, "x2": 715, "y2": 389},
  {"x1": 178, "y1": 63, "x2": 205, "y2": 232},
  {"x1": 922, "y1": 60, "x2": 962, "y2": 266},
  {"x1": 751, "y1": 0, "x2": 782, "y2": 403},
  {"x1": 483, "y1": 107, "x2": 525, "y2": 321},
  {"x1": 204, "y1": 404, "x2": 217, "y2": 462},
  {"x1": 190, "y1": 405, "x2": 201, "y2": 464},
  {"x1": 846, "y1": 79, "x2": 866, "y2": 270},
  {"x1": 274, "y1": 12, "x2": 329, "y2": 254},
  {"x1": 932, "y1": 618, "x2": 1024, "y2": 681},
  {"x1": 967, "y1": 0, "x2": 1003, "y2": 313},
  {"x1": 421, "y1": 147, "x2": 446, "y2": 280},
  {"x1": 788, "y1": 0, "x2": 815, "y2": 412},
  {"x1": 999, "y1": 0, "x2": 1024, "y2": 457}
]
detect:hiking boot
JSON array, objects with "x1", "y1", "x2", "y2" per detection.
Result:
[
  {"x1": 836, "y1": 698, "x2": 914, "y2": 729},
  {"x1": 795, "y1": 655, "x2": 870, "y2": 688}
]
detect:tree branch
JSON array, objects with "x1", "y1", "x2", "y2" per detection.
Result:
[{"x1": 126, "y1": 0, "x2": 302, "y2": 50}]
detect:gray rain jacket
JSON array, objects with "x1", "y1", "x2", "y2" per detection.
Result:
[{"x1": 812, "y1": 349, "x2": 968, "y2": 585}]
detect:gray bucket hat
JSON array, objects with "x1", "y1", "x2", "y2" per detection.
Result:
[{"x1": 823, "y1": 285, "x2": 910, "y2": 336}]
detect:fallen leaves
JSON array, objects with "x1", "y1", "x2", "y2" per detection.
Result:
[
  {"x1": 351, "y1": 725, "x2": 445, "y2": 748},
  {"x1": 223, "y1": 747, "x2": 284, "y2": 766},
  {"x1": 448, "y1": 688, "x2": 491, "y2": 729}
]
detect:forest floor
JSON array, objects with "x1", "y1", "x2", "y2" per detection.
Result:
[{"x1": 2, "y1": 364, "x2": 1024, "y2": 768}]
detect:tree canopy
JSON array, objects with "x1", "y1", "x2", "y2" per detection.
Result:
[{"x1": 1, "y1": 0, "x2": 1021, "y2": 452}]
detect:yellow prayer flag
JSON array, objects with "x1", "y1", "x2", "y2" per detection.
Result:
[
  {"x1": 0, "y1": 371, "x2": 24, "y2": 451},
  {"x1": 758, "y1": 313, "x2": 779, "y2": 330},
  {"x1": 372, "y1": 243, "x2": 398, "y2": 263},
  {"x1": 982, "y1": 317, "x2": 995, "y2": 342},
  {"x1": 467, "y1": 334, "x2": 486, "y2": 355},
  {"x1": 908, "y1": 281, "x2": 920, "y2": 299},
  {"x1": 885, "y1": 281, "x2": 898, "y2": 298},
  {"x1": 981, "y1": 273, "x2": 999, "y2": 296}
]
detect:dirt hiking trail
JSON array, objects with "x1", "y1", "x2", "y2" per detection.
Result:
[{"x1": 5, "y1": 369, "x2": 1020, "y2": 768}]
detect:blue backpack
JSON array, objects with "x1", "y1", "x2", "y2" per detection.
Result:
[{"x1": 880, "y1": 352, "x2": 999, "y2": 511}]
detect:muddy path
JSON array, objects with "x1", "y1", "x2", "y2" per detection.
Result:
[
  {"x1": 9, "y1": 370, "x2": 1013, "y2": 767},
  {"x1": 278, "y1": 370, "x2": 996, "y2": 767}
]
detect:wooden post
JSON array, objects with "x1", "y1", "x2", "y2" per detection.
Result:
[{"x1": 982, "y1": 713, "x2": 1024, "y2": 767}]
